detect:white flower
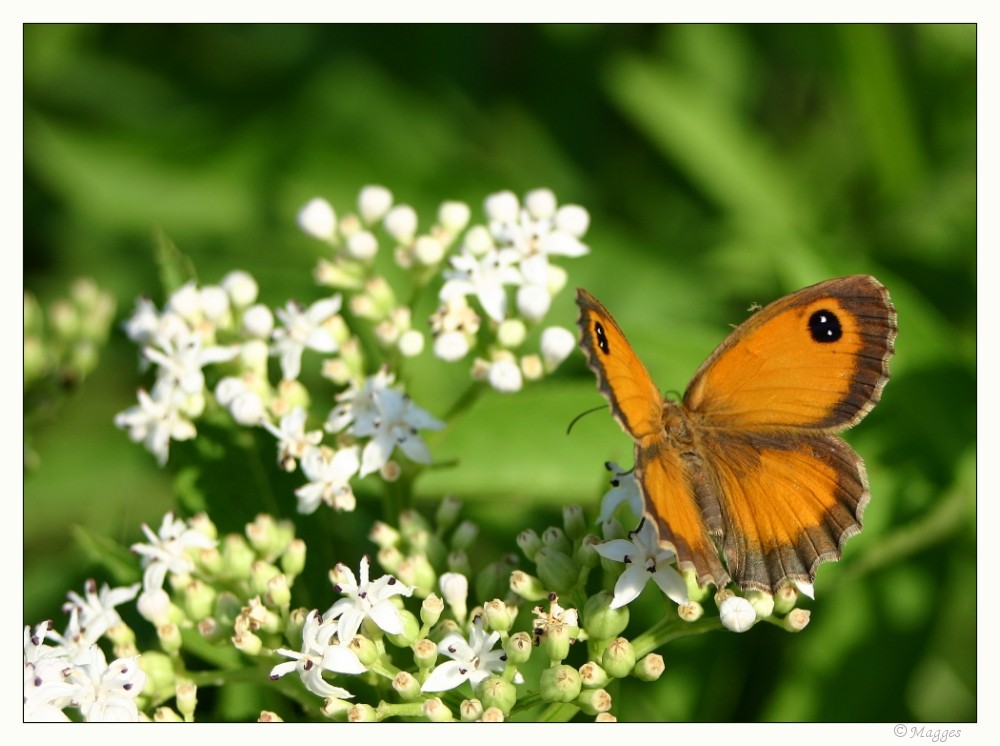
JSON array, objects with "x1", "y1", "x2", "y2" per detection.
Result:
[
  {"x1": 270, "y1": 610, "x2": 360, "y2": 699},
  {"x1": 440, "y1": 246, "x2": 523, "y2": 322},
  {"x1": 262, "y1": 407, "x2": 324, "y2": 472},
  {"x1": 114, "y1": 387, "x2": 197, "y2": 466},
  {"x1": 516, "y1": 283, "x2": 552, "y2": 322},
  {"x1": 593, "y1": 518, "x2": 688, "y2": 608},
  {"x1": 719, "y1": 595, "x2": 757, "y2": 633},
  {"x1": 532, "y1": 595, "x2": 579, "y2": 633},
  {"x1": 298, "y1": 197, "x2": 337, "y2": 240},
  {"x1": 271, "y1": 295, "x2": 342, "y2": 381},
  {"x1": 421, "y1": 616, "x2": 521, "y2": 692},
  {"x1": 596, "y1": 463, "x2": 644, "y2": 527},
  {"x1": 242, "y1": 303, "x2": 274, "y2": 338},
  {"x1": 325, "y1": 555, "x2": 414, "y2": 642},
  {"x1": 142, "y1": 328, "x2": 238, "y2": 396},
  {"x1": 326, "y1": 370, "x2": 444, "y2": 477},
  {"x1": 131, "y1": 512, "x2": 217, "y2": 600},
  {"x1": 294, "y1": 446, "x2": 360, "y2": 514},
  {"x1": 68, "y1": 647, "x2": 146, "y2": 722},
  {"x1": 61, "y1": 580, "x2": 140, "y2": 649}
]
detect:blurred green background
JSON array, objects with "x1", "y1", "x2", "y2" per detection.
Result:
[{"x1": 23, "y1": 24, "x2": 975, "y2": 722}]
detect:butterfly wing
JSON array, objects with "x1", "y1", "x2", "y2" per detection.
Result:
[
  {"x1": 697, "y1": 430, "x2": 869, "y2": 592},
  {"x1": 576, "y1": 289, "x2": 664, "y2": 443},
  {"x1": 684, "y1": 275, "x2": 897, "y2": 432}
]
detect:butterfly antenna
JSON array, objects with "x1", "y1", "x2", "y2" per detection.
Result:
[{"x1": 566, "y1": 405, "x2": 607, "y2": 435}]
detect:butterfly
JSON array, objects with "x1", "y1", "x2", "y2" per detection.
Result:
[{"x1": 576, "y1": 275, "x2": 897, "y2": 594}]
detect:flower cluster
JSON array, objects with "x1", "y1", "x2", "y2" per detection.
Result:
[{"x1": 27, "y1": 185, "x2": 820, "y2": 723}]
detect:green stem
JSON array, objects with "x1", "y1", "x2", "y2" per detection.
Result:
[{"x1": 631, "y1": 614, "x2": 723, "y2": 658}]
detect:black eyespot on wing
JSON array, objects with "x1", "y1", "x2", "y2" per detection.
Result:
[
  {"x1": 595, "y1": 321, "x2": 610, "y2": 354},
  {"x1": 808, "y1": 309, "x2": 842, "y2": 343}
]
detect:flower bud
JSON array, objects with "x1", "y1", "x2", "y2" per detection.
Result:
[
  {"x1": 281, "y1": 539, "x2": 307, "y2": 583},
  {"x1": 579, "y1": 661, "x2": 610, "y2": 689},
  {"x1": 539, "y1": 664, "x2": 582, "y2": 703},
  {"x1": 221, "y1": 535, "x2": 256, "y2": 580},
  {"x1": 359, "y1": 185, "x2": 393, "y2": 224},
  {"x1": 476, "y1": 555, "x2": 517, "y2": 602},
  {"x1": 534, "y1": 546, "x2": 578, "y2": 595},
  {"x1": 504, "y1": 631, "x2": 533, "y2": 665},
  {"x1": 392, "y1": 670, "x2": 422, "y2": 701},
  {"x1": 576, "y1": 687, "x2": 612, "y2": 716},
  {"x1": 773, "y1": 584, "x2": 800, "y2": 615},
  {"x1": 412, "y1": 637, "x2": 439, "y2": 671},
  {"x1": 509, "y1": 571, "x2": 548, "y2": 602},
  {"x1": 249, "y1": 561, "x2": 281, "y2": 599},
  {"x1": 601, "y1": 637, "x2": 637, "y2": 679},
  {"x1": 782, "y1": 608, "x2": 811, "y2": 632},
  {"x1": 746, "y1": 589, "x2": 774, "y2": 619},
  {"x1": 385, "y1": 610, "x2": 421, "y2": 648},
  {"x1": 562, "y1": 505, "x2": 587, "y2": 541},
  {"x1": 369, "y1": 521, "x2": 401, "y2": 549},
  {"x1": 298, "y1": 197, "x2": 336, "y2": 241},
  {"x1": 232, "y1": 629, "x2": 263, "y2": 656},
  {"x1": 138, "y1": 651, "x2": 176, "y2": 703},
  {"x1": 320, "y1": 697, "x2": 352, "y2": 719},
  {"x1": 447, "y1": 550, "x2": 471, "y2": 578},
  {"x1": 583, "y1": 591, "x2": 629, "y2": 641},
  {"x1": 478, "y1": 675, "x2": 517, "y2": 715},
  {"x1": 153, "y1": 707, "x2": 184, "y2": 722},
  {"x1": 450, "y1": 520, "x2": 479, "y2": 552},
  {"x1": 575, "y1": 534, "x2": 602, "y2": 568},
  {"x1": 677, "y1": 601, "x2": 704, "y2": 623},
  {"x1": 540, "y1": 326, "x2": 576, "y2": 371},
  {"x1": 181, "y1": 579, "x2": 216, "y2": 621},
  {"x1": 484, "y1": 599, "x2": 515, "y2": 633},
  {"x1": 541, "y1": 526, "x2": 572, "y2": 554},
  {"x1": 176, "y1": 680, "x2": 197, "y2": 722},
  {"x1": 422, "y1": 697, "x2": 454, "y2": 722},
  {"x1": 434, "y1": 495, "x2": 463, "y2": 532},
  {"x1": 420, "y1": 594, "x2": 444, "y2": 629},
  {"x1": 517, "y1": 529, "x2": 543, "y2": 561},
  {"x1": 158, "y1": 622, "x2": 183, "y2": 655},
  {"x1": 538, "y1": 619, "x2": 575, "y2": 662},
  {"x1": 439, "y1": 572, "x2": 468, "y2": 623},
  {"x1": 460, "y1": 698, "x2": 484, "y2": 722},
  {"x1": 348, "y1": 635, "x2": 379, "y2": 667},
  {"x1": 718, "y1": 592, "x2": 756, "y2": 633},
  {"x1": 348, "y1": 703, "x2": 378, "y2": 722},
  {"x1": 633, "y1": 653, "x2": 665, "y2": 682}
]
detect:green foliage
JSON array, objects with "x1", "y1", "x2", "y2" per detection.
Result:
[{"x1": 24, "y1": 24, "x2": 975, "y2": 722}]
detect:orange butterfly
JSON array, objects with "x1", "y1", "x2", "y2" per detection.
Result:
[{"x1": 576, "y1": 276, "x2": 897, "y2": 594}]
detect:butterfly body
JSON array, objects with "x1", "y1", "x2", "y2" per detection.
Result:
[{"x1": 577, "y1": 276, "x2": 896, "y2": 594}]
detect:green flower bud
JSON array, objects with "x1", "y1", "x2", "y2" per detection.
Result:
[
  {"x1": 181, "y1": 579, "x2": 216, "y2": 621},
  {"x1": 249, "y1": 561, "x2": 281, "y2": 599},
  {"x1": 483, "y1": 599, "x2": 514, "y2": 633},
  {"x1": 482, "y1": 707, "x2": 505, "y2": 722},
  {"x1": 451, "y1": 520, "x2": 479, "y2": 551},
  {"x1": 476, "y1": 555, "x2": 517, "y2": 602},
  {"x1": 539, "y1": 664, "x2": 582, "y2": 703},
  {"x1": 176, "y1": 680, "x2": 197, "y2": 722},
  {"x1": 392, "y1": 671, "x2": 422, "y2": 701},
  {"x1": 385, "y1": 609, "x2": 421, "y2": 647},
  {"x1": 408, "y1": 529, "x2": 448, "y2": 569},
  {"x1": 377, "y1": 545, "x2": 404, "y2": 574},
  {"x1": 633, "y1": 653, "x2": 665, "y2": 682},
  {"x1": 431, "y1": 618, "x2": 461, "y2": 642},
  {"x1": 49, "y1": 299, "x2": 79, "y2": 340},
  {"x1": 153, "y1": 707, "x2": 184, "y2": 722},
  {"x1": 221, "y1": 535, "x2": 256, "y2": 580},
  {"x1": 349, "y1": 635, "x2": 380, "y2": 667},
  {"x1": 158, "y1": 623, "x2": 183, "y2": 655},
  {"x1": 232, "y1": 629, "x2": 263, "y2": 656},
  {"x1": 535, "y1": 547, "x2": 578, "y2": 595},
  {"x1": 575, "y1": 534, "x2": 602, "y2": 568},
  {"x1": 397, "y1": 554, "x2": 437, "y2": 598},
  {"x1": 579, "y1": 661, "x2": 610, "y2": 688},
  {"x1": 348, "y1": 703, "x2": 378, "y2": 722},
  {"x1": 510, "y1": 570, "x2": 548, "y2": 602},
  {"x1": 320, "y1": 697, "x2": 353, "y2": 719},
  {"x1": 677, "y1": 601, "x2": 704, "y2": 622},
  {"x1": 542, "y1": 526, "x2": 572, "y2": 554},
  {"x1": 258, "y1": 711, "x2": 283, "y2": 722},
  {"x1": 773, "y1": 585, "x2": 800, "y2": 615},
  {"x1": 412, "y1": 637, "x2": 439, "y2": 671},
  {"x1": 435, "y1": 495, "x2": 463, "y2": 532},
  {"x1": 197, "y1": 546, "x2": 224, "y2": 576},
  {"x1": 576, "y1": 687, "x2": 612, "y2": 716},
  {"x1": 538, "y1": 621, "x2": 575, "y2": 662},
  {"x1": 421, "y1": 594, "x2": 444, "y2": 629},
  {"x1": 781, "y1": 608, "x2": 811, "y2": 632},
  {"x1": 562, "y1": 505, "x2": 588, "y2": 541},
  {"x1": 214, "y1": 592, "x2": 244, "y2": 628},
  {"x1": 504, "y1": 631, "x2": 533, "y2": 665},
  {"x1": 516, "y1": 529, "x2": 543, "y2": 562},
  {"x1": 601, "y1": 637, "x2": 637, "y2": 679},
  {"x1": 447, "y1": 550, "x2": 471, "y2": 577},
  {"x1": 138, "y1": 651, "x2": 176, "y2": 703},
  {"x1": 583, "y1": 591, "x2": 629, "y2": 641},
  {"x1": 460, "y1": 698, "x2": 485, "y2": 722},
  {"x1": 399, "y1": 508, "x2": 432, "y2": 540},
  {"x1": 280, "y1": 539, "x2": 307, "y2": 583},
  {"x1": 369, "y1": 520, "x2": 401, "y2": 549},
  {"x1": 245, "y1": 514, "x2": 281, "y2": 557},
  {"x1": 746, "y1": 590, "x2": 774, "y2": 619},
  {"x1": 478, "y1": 675, "x2": 517, "y2": 715},
  {"x1": 422, "y1": 697, "x2": 454, "y2": 722},
  {"x1": 265, "y1": 573, "x2": 292, "y2": 609}
]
